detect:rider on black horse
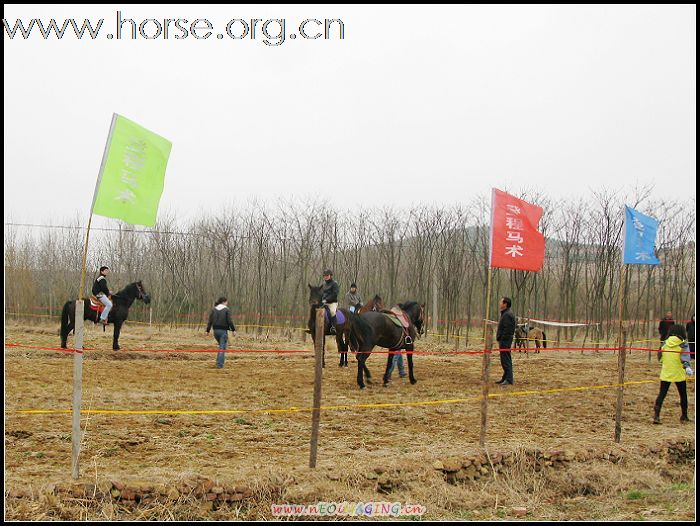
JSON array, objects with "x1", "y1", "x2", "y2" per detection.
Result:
[
  {"x1": 322, "y1": 269, "x2": 340, "y2": 335},
  {"x1": 92, "y1": 266, "x2": 113, "y2": 326}
]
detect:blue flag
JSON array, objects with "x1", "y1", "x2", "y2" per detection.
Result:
[{"x1": 623, "y1": 206, "x2": 660, "y2": 265}]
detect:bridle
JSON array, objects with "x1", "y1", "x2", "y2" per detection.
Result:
[
  {"x1": 416, "y1": 304, "x2": 425, "y2": 336},
  {"x1": 135, "y1": 281, "x2": 146, "y2": 299}
]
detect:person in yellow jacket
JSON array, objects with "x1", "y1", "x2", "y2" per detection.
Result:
[{"x1": 654, "y1": 324, "x2": 693, "y2": 424}]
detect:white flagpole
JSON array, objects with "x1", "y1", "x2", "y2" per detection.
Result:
[{"x1": 72, "y1": 113, "x2": 118, "y2": 480}]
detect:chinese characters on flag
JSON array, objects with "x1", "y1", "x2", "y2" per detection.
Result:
[{"x1": 490, "y1": 189, "x2": 545, "y2": 272}]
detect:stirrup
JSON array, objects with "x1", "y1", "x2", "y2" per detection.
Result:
[{"x1": 404, "y1": 335, "x2": 412, "y2": 346}]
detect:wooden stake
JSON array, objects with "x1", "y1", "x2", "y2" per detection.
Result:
[
  {"x1": 480, "y1": 267, "x2": 494, "y2": 447},
  {"x1": 616, "y1": 265, "x2": 629, "y2": 352},
  {"x1": 309, "y1": 307, "x2": 324, "y2": 468},
  {"x1": 480, "y1": 327, "x2": 493, "y2": 447},
  {"x1": 614, "y1": 329, "x2": 627, "y2": 443}
]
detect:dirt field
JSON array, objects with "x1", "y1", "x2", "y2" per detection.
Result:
[{"x1": 4, "y1": 320, "x2": 696, "y2": 520}]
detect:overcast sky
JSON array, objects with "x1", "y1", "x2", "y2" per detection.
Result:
[{"x1": 3, "y1": 4, "x2": 696, "y2": 227}]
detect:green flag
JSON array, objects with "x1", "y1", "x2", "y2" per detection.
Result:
[{"x1": 92, "y1": 114, "x2": 172, "y2": 227}]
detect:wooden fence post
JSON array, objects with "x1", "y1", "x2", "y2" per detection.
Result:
[
  {"x1": 479, "y1": 328, "x2": 493, "y2": 447},
  {"x1": 614, "y1": 330, "x2": 627, "y2": 443},
  {"x1": 309, "y1": 307, "x2": 324, "y2": 468}
]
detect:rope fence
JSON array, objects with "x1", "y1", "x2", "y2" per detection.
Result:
[
  {"x1": 11, "y1": 377, "x2": 694, "y2": 417},
  {"x1": 5, "y1": 311, "x2": 682, "y2": 347},
  {"x1": 5, "y1": 341, "x2": 692, "y2": 356}
]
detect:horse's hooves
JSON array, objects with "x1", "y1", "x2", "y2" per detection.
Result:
[
  {"x1": 410, "y1": 379, "x2": 417, "y2": 385},
  {"x1": 359, "y1": 385, "x2": 366, "y2": 390}
]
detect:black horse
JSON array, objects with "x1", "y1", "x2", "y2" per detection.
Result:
[
  {"x1": 348, "y1": 301, "x2": 425, "y2": 389},
  {"x1": 60, "y1": 281, "x2": 151, "y2": 350},
  {"x1": 308, "y1": 284, "x2": 363, "y2": 369}
]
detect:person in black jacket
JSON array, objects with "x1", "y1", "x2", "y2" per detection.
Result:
[
  {"x1": 659, "y1": 311, "x2": 675, "y2": 348},
  {"x1": 206, "y1": 297, "x2": 236, "y2": 369},
  {"x1": 321, "y1": 269, "x2": 340, "y2": 334},
  {"x1": 92, "y1": 266, "x2": 113, "y2": 325},
  {"x1": 496, "y1": 297, "x2": 516, "y2": 386}
]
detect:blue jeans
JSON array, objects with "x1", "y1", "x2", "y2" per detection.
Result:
[
  {"x1": 386, "y1": 352, "x2": 406, "y2": 378},
  {"x1": 213, "y1": 329, "x2": 228, "y2": 368}
]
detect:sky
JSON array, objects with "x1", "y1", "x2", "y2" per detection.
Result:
[{"x1": 3, "y1": 4, "x2": 696, "y2": 227}]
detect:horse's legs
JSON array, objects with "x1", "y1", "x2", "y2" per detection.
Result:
[
  {"x1": 407, "y1": 346, "x2": 417, "y2": 384},
  {"x1": 61, "y1": 319, "x2": 75, "y2": 348},
  {"x1": 112, "y1": 321, "x2": 122, "y2": 350},
  {"x1": 357, "y1": 352, "x2": 367, "y2": 389},
  {"x1": 382, "y1": 350, "x2": 395, "y2": 386},
  {"x1": 337, "y1": 332, "x2": 347, "y2": 367}
]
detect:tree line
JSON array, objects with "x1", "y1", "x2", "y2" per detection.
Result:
[{"x1": 4, "y1": 189, "x2": 695, "y2": 345}]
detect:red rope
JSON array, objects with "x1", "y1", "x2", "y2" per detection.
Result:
[{"x1": 4, "y1": 342, "x2": 693, "y2": 356}]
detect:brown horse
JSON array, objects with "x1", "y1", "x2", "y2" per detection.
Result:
[
  {"x1": 514, "y1": 323, "x2": 547, "y2": 354},
  {"x1": 358, "y1": 295, "x2": 384, "y2": 315}
]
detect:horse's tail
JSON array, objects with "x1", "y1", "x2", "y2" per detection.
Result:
[
  {"x1": 60, "y1": 301, "x2": 72, "y2": 344},
  {"x1": 542, "y1": 331, "x2": 547, "y2": 348}
]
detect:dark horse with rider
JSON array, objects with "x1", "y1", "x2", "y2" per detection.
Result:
[
  {"x1": 307, "y1": 270, "x2": 424, "y2": 389},
  {"x1": 60, "y1": 280, "x2": 150, "y2": 350}
]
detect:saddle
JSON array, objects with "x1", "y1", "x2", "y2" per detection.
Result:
[
  {"x1": 323, "y1": 306, "x2": 345, "y2": 326},
  {"x1": 382, "y1": 306, "x2": 413, "y2": 346},
  {"x1": 88, "y1": 295, "x2": 105, "y2": 313}
]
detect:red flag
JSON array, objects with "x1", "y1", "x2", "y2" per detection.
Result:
[{"x1": 490, "y1": 189, "x2": 545, "y2": 272}]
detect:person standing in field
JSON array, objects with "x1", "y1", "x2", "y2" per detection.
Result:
[
  {"x1": 654, "y1": 324, "x2": 693, "y2": 424},
  {"x1": 206, "y1": 297, "x2": 236, "y2": 369},
  {"x1": 496, "y1": 297, "x2": 516, "y2": 386}
]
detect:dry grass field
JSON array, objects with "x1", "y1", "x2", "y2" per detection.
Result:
[{"x1": 4, "y1": 320, "x2": 695, "y2": 520}]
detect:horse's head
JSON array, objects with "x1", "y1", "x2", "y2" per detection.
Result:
[
  {"x1": 134, "y1": 281, "x2": 151, "y2": 304},
  {"x1": 415, "y1": 303, "x2": 426, "y2": 336},
  {"x1": 371, "y1": 295, "x2": 384, "y2": 311},
  {"x1": 308, "y1": 284, "x2": 323, "y2": 307},
  {"x1": 400, "y1": 301, "x2": 425, "y2": 336}
]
